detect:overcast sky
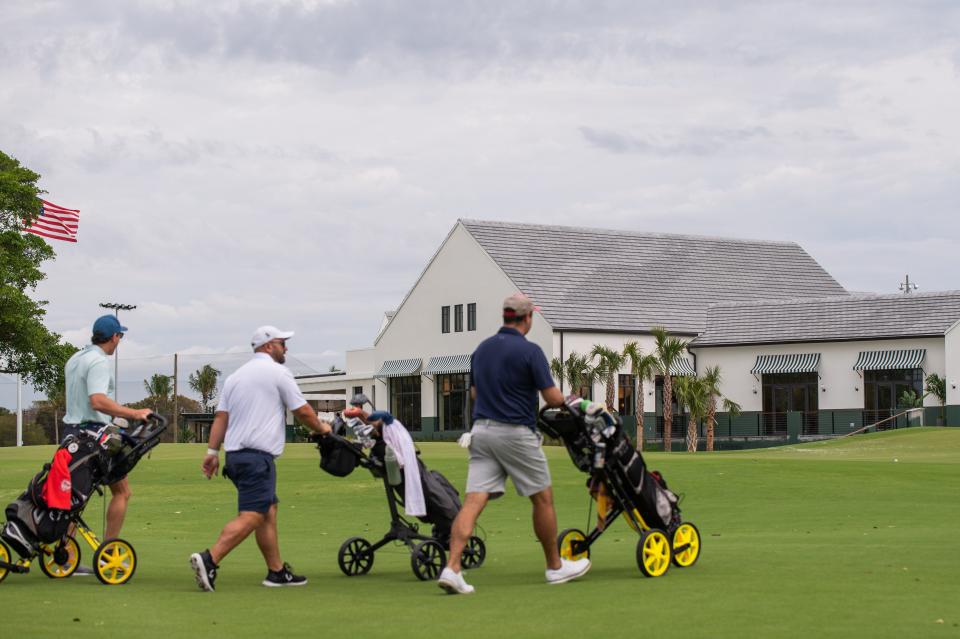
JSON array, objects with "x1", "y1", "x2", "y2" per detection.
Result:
[{"x1": 2, "y1": 0, "x2": 959, "y2": 404}]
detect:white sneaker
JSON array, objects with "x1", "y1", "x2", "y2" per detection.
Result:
[
  {"x1": 545, "y1": 557, "x2": 591, "y2": 585},
  {"x1": 437, "y1": 567, "x2": 475, "y2": 594}
]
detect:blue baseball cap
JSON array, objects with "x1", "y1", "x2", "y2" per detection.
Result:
[{"x1": 92, "y1": 314, "x2": 128, "y2": 340}]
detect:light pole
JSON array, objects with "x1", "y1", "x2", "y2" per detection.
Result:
[{"x1": 99, "y1": 302, "x2": 136, "y2": 402}]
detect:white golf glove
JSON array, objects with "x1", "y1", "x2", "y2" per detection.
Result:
[{"x1": 457, "y1": 432, "x2": 473, "y2": 449}]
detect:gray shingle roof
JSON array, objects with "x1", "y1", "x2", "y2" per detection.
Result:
[
  {"x1": 693, "y1": 291, "x2": 960, "y2": 346},
  {"x1": 460, "y1": 219, "x2": 847, "y2": 334}
]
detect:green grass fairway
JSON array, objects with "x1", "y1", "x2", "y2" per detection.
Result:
[{"x1": 2, "y1": 428, "x2": 959, "y2": 638}]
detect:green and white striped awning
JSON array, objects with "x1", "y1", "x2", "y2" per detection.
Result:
[
  {"x1": 853, "y1": 349, "x2": 925, "y2": 371},
  {"x1": 423, "y1": 354, "x2": 472, "y2": 375},
  {"x1": 670, "y1": 357, "x2": 696, "y2": 376},
  {"x1": 751, "y1": 353, "x2": 821, "y2": 375},
  {"x1": 374, "y1": 358, "x2": 422, "y2": 378}
]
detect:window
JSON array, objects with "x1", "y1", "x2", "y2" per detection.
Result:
[
  {"x1": 761, "y1": 372, "x2": 819, "y2": 435},
  {"x1": 437, "y1": 373, "x2": 472, "y2": 431},
  {"x1": 352, "y1": 385, "x2": 364, "y2": 400},
  {"x1": 454, "y1": 304, "x2": 463, "y2": 332},
  {"x1": 863, "y1": 368, "x2": 922, "y2": 423},
  {"x1": 467, "y1": 303, "x2": 476, "y2": 331},
  {"x1": 441, "y1": 306, "x2": 450, "y2": 334},
  {"x1": 618, "y1": 374, "x2": 635, "y2": 415},
  {"x1": 389, "y1": 376, "x2": 422, "y2": 431}
]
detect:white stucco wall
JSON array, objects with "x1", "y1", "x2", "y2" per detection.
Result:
[
  {"x1": 691, "y1": 337, "x2": 946, "y2": 412},
  {"x1": 367, "y1": 222, "x2": 553, "y2": 418},
  {"x1": 945, "y1": 321, "x2": 960, "y2": 405}
]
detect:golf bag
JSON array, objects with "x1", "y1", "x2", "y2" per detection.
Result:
[{"x1": 2, "y1": 431, "x2": 106, "y2": 558}]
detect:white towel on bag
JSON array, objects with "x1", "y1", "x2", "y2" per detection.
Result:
[{"x1": 382, "y1": 419, "x2": 426, "y2": 517}]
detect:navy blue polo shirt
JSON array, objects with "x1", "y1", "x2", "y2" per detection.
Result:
[{"x1": 471, "y1": 327, "x2": 556, "y2": 426}]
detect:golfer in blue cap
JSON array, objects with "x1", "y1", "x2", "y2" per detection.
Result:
[{"x1": 61, "y1": 314, "x2": 153, "y2": 573}]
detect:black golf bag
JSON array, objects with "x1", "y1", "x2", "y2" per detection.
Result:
[{"x1": 2, "y1": 431, "x2": 106, "y2": 558}]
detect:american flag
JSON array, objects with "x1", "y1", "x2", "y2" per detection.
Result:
[{"x1": 23, "y1": 199, "x2": 80, "y2": 243}]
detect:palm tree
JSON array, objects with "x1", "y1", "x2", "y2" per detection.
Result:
[
  {"x1": 562, "y1": 352, "x2": 597, "y2": 399},
  {"x1": 652, "y1": 326, "x2": 688, "y2": 452},
  {"x1": 550, "y1": 357, "x2": 565, "y2": 390},
  {"x1": 702, "y1": 366, "x2": 742, "y2": 452},
  {"x1": 143, "y1": 373, "x2": 172, "y2": 402},
  {"x1": 189, "y1": 364, "x2": 221, "y2": 413},
  {"x1": 674, "y1": 375, "x2": 709, "y2": 452},
  {"x1": 622, "y1": 341, "x2": 658, "y2": 450},
  {"x1": 924, "y1": 373, "x2": 946, "y2": 424},
  {"x1": 590, "y1": 345, "x2": 626, "y2": 411}
]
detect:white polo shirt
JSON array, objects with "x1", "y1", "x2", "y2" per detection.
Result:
[{"x1": 217, "y1": 353, "x2": 307, "y2": 457}]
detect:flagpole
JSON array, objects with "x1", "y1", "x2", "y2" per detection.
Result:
[{"x1": 16, "y1": 373, "x2": 23, "y2": 447}]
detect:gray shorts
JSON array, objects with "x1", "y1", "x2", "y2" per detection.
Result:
[{"x1": 466, "y1": 420, "x2": 552, "y2": 498}]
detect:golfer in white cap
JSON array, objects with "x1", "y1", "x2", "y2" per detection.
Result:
[{"x1": 190, "y1": 326, "x2": 332, "y2": 591}]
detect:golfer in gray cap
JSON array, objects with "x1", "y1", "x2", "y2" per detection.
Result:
[{"x1": 438, "y1": 294, "x2": 591, "y2": 594}]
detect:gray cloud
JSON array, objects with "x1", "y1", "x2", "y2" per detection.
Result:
[
  {"x1": 1, "y1": 0, "x2": 959, "y2": 407},
  {"x1": 580, "y1": 126, "x2": 772, "y2": 156}
]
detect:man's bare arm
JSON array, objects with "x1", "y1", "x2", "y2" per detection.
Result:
[
  {"x1": 206, "y1": 411, "x2": 229, "y2": 450},
  {"x1": 541, "y1": 386, "x2": 565, "y2": 407},
  {"x1": 90, "y1": 393, "x2": 153, "y2": 422},
  {"x1": 292, "y1": 404, "x2": 333, "y2": 435}
]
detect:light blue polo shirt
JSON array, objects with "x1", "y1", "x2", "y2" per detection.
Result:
[{"x1": 63, "y1": 345, "x2": 114, "y2": 425}]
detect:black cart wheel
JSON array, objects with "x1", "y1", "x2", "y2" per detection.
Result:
[
  {"x1": 0, "y1": 539, "x2": 12, "y2": 584},
  {"x1": 40, "y1": 536, "x2": 81, "y2": 579},
  {"x1": 557, "y1": 528, "x2": 590, "y2": 561},
  {"x1": 411, "y1": 540, "x2": 446, "y2": 581},
  {"x1": 93, "y1": 538, "x2": 137, "y2": 585},
  {"x1": 337, "y1": 537, "x2": 374, "y2": 576},
  {"x1": 461, "y1": 535, "x2": 486, "y2": 569}
]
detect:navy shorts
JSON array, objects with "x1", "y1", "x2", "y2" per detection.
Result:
[{"x1": 224, "y1": 449, "x2": 279, "y2": 514}]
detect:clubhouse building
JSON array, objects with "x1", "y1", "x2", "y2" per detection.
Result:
[{"x1": 297, "y1": 220, "x2": 960, "y2": 446}]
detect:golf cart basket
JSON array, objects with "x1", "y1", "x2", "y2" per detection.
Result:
[
  {"x1": 316, "y1": 419, "x2": 485, "y2": 581},
  {"x1": 538, "y1": 399, "x2": 701, "y2": 578}
]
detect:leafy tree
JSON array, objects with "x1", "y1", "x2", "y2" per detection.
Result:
[
  {"x1": 924, "y1": 373, "x2": 946, "y2": 423},
  {"x1": 652, "y1": 326, "x2": 688, "y2": 452},
  {"x1": 590, "y1": 344, "x2": 626, "y2": 412},
  {"x1": 127, "y1": 393, "x2": 201, "y2": 443},
  {"x1": 189, "y1": 364, "x2": 221, "y2": 413},
  {"x1": 622, "y1": 341, "x2": 658, "y2": 450},
  {"x1": 0, "y1": 150, "x2": 77, "y2": 394},
  {"x1": 701, "y1": 366, "x2": 741, "y2": 452}
]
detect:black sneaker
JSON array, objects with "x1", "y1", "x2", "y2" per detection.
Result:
[
  {"x1": 262, "y1": 562, "x2": 307, "y2": 587},
  {"x1": 190, "y1": 550, "x2": 218, "y2": 592}
]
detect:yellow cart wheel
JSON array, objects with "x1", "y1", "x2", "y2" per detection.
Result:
[
  {"x1": 93, "y1": 539, "x2": 137, "y2": 585},
  {"x1": 671, "y1": 523, "x2": 701, "y2": 568},
  {"x1": 636, "y1": 529, "x2": 672, "y2": 578},
  {"x1": 39, "y1": 536, "x2": 81, "y2": 579},
  {"x1": 0, "y1": 539, "x2": 11, "y2": 584},
  {"x1": 557, "y1": 528, "x2": 590, "y2": 561}
]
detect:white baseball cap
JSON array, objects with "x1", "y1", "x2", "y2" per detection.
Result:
[{"x1": 251, "y1": 325, "x2": 295, "y2": 349}]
